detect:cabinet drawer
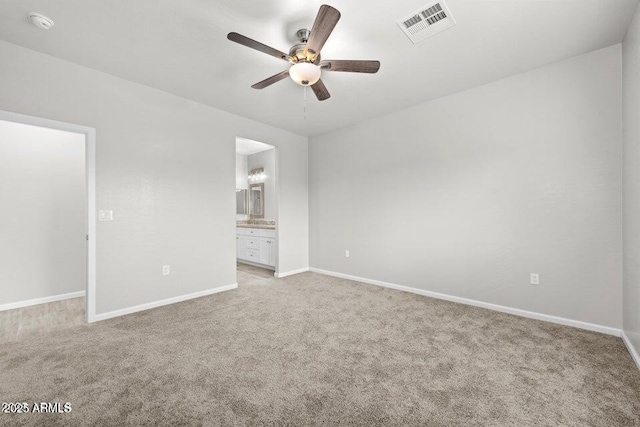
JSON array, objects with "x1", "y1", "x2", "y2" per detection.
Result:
[
  {"x1": 259, "y1": 229, "x2": 276, "y2": 238},
  {"x1": 236, "y1": 228, "x2": 250, "y2": 236},
  {"x1": 246, "y1": 239, "x2": 260, "y2": 249},
  {"x1": 246, "y1": 249, "x2": 259, "y2": 260}
]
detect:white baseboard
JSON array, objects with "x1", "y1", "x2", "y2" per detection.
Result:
[
  {"x1": 0, "y1": 291, "x2": 86, "y2": 312},
  {"x1": 275, "y1": 267, "x2": 309, "y2": 278},
  {"x1": 309, "y1": 268, "x2": 621, "y2": 337},
  {"x1": 93, "y1": 284, "x2": 238, "y2": 322},
  {"x1": 621, "y1": 330, "x2": 640, "y2": 371}
]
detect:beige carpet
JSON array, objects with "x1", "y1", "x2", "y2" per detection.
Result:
[
  {"x1": 0, "y1": 297, "x2": 85, "y2": 344},
  {"x1": 1, "y1": 271, "x2": 639, "y2": 426}
]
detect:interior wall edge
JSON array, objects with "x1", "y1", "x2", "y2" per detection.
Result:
[
  {"x1": 622, "y1": 0, "x2": 640, "y2": 373},
  {"x1": 621, "y1": 330, "x2": 640, "y2": 371},
  {"x1": 275, "y1": 267, "x2": 310, "y2": 278}
]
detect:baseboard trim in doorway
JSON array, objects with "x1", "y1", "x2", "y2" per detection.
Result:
[
  {"x1": 309, "y1": 268, "x2": 621, "y2": 337},
  {"x1": 0, "y1": 291, "x2": 86, "y2": 312},
  {"x1": 275, "y1": 267, "x2": 309, "y2": 278},
  {"x1": 237, "y1": 259, "x2": 276, "y2": 272},
  {"x1": 621, "y1": 331, "x2": 640, "y2": 371},
  {"x1": 93, "y1": 283, "x2": 238, "y2": 322}
]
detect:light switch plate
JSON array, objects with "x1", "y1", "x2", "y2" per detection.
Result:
[
  {"x1": 98, "y1": 210, "x2": 113, "y2": 221},
  {"x1": 162, "y1": 265, "x2": 170, "y2": 276}
]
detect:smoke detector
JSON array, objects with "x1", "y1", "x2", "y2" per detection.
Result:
[{"x1": 28, "y1": 13, "x2": 54, "y2": 30}]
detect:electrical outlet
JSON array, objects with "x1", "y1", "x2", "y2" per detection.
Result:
[
  {"x1": 530, "y1": 273, "x2": 539, "y2": 285},
  {"x1": 345, "y1": 250, "x2": 350, "y2": 258},
  {"x1": 162, "y1": 265, "x2": 170, "y2": 276}
]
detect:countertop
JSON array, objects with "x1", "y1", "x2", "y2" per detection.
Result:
[
  {"x1": 236, "y1": 224, "x2": 276, "y2": 230},
  {"x1": 236, "y1": 220, "x2": 276, "y2": 230}
]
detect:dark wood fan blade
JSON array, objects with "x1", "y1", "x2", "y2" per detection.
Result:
[
  {"x1": 311, "y1": 79, "x2": 330, "y2": 101},
  {"x1": 227, "y1": 32, "x2": 292, "y2": 62},
  {"x1": 319, "y1": 60, "x2": 380, "y2": 73},
  {"x1": 304, "y1": 5, "x2": 341, "y2": 60},
  {"x1": 251, "y1": 70, "x2": 290, "y2": 89}
]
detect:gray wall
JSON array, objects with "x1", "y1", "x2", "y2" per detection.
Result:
[
  {"x1": 236, "y1": 153, "x2": 248, "y2": 191},
  {"x1": 0, "y1": 120, "x2": 86, "y2": 305},
  {"x1": 0, "y1": 40, "x2": 309, "y2": 315},
  {"x1": 309, "y1": 45, "x2": 623, "y2": 329},
  {"x1": 623, "y1": 4, "x2": 640, "y2": 356},
  {"x1": 248, "y1": 149, "x2": 277, "y2": 222},
  {"x1": 236, "y1": 153, "x2": 248, "y2": 220}
]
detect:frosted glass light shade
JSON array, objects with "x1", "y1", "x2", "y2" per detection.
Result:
[{"x1": 289, "y1": 62, "x2": 321, "y2": 86}]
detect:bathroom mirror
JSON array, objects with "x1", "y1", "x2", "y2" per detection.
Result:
[
  {"x1": 249, "y1": 183, "x2": 264, "y2": 218},
  {"x1": 236, "y1": 189, "x2": 247, "y2": 214}
]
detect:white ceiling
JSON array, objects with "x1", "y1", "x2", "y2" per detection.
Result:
[
  {"x1": 236, "y1": 137, "x2": 275, "y2": 156},
  {"x1": 0, "y1": 0, "x2": 637, "y2": 137}
]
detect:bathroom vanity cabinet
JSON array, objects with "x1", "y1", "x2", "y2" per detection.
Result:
[{"x1": 236, "y1": 227, "x2": 276, "y2": 269}]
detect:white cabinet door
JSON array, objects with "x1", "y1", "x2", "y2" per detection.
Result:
[
  {"x1": 258, "y1": 238, "x2": 276, "y2": 267},
  {"x1": 259, "y1": 238, "x2": 270, "y2": 265},
  {"x1": 268, "y1": 240, "x2": 276, "y2": 266},
  {"x1": 236, "y1": 235, "x2": 247, "y2": 260}
]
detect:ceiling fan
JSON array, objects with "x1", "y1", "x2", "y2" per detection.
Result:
[{"x1": 227, "y1": 4, "x2": 380, "y2": 101}]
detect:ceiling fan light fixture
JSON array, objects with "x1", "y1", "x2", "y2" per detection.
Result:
[{"x1": 289, "y1": 62, "x2": 321, "y2": 86}]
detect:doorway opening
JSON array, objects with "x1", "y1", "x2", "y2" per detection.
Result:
[
  {"x1": 235, "y1": 137, "x2": 279, "y2": 283},
  {"x1": 0, "y1": 110, "x2": 96, "y2": 340}
]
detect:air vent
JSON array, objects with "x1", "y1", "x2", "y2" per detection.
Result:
[{"x1": 397, "y1": 1, "x2": 455, "y2": 44}]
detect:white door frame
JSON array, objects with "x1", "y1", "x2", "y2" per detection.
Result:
[
  {"x1": 235, "y1": 137, "x2": 280, "y2": 276},
  {"x1": 0, "y1": 110, "x2": 97, "y2": 323}
]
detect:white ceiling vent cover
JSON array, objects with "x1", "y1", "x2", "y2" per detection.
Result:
[{"x1": 397, "y1": 1, "x2": 455, "y2": 44}]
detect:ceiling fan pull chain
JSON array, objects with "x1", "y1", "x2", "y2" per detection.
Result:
[{"x1": 303, "y1": 86, "x2": 307, "y2": 122}]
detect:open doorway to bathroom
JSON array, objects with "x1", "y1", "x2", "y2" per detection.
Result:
[{"x1": 235, "y1": 137, "x2": 278, "y2": 282}]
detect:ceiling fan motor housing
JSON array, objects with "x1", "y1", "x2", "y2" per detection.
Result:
[
  {"x1": 296, "y1": 29, "x2": 310, "y2": 43},
  {"x1": 289, "y1": 44, "x2": 320, "y2": 64},
  {"x1": 288, "y1": 29, "x2": 321, "y2": 64}
]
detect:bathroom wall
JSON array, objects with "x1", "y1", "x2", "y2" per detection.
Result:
[
  {"x1": 236, "y1": 153, "x2": 248, "y2": 190},
  {"x1": 248, "y1": 148, "x2": 277, "y2": 222},
  {"x1": 236, "y1": 153, "x2": 248, "y2": 220}
]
